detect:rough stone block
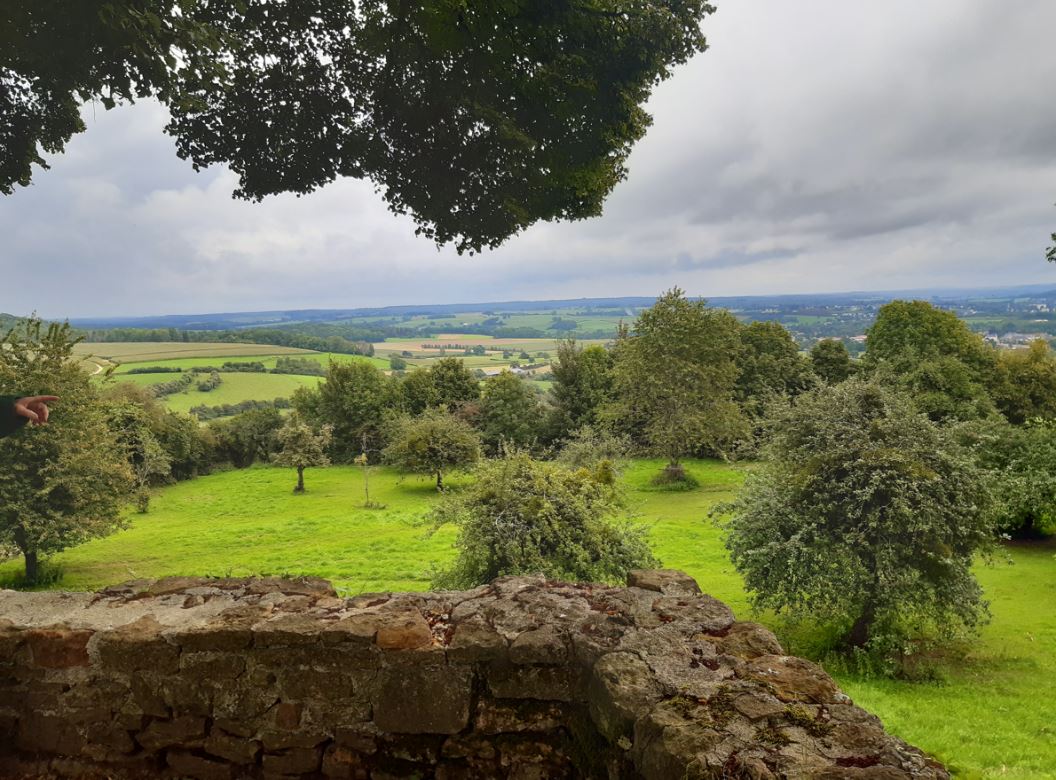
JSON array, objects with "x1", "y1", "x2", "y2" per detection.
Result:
[
  {"x1": 372, "y1": 665, "x2": 473, "y2": 734},
  {"x1": 262, "y1": 746, "x2": 323, "y2": 775},
  {"x1": 167, "y1": 749, "x2": 234, "y2": 780},
  {"x1": 26, "y1": 627, "x2": 93, "y2": 669},
  {"x1": 136, "y1": 715, "x2": 206, "y2": 752}
]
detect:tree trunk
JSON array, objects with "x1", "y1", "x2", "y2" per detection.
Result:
[
  {"x1": 436, "y1": 470, "x2": 444, "y2": 491},
  {"x1": 846, "y1": 598, "x2": 876, "y2": 648},
  {"x1": 24, "y1": 549, "x2": 39, "y2": 584},
  {"x1": 295, "y1": 466, "x2": 305, "y2": 493}
]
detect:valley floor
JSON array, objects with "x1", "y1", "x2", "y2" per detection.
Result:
[{"x1": 1, "y1": 459, "x2": 1052, "y2": 778}]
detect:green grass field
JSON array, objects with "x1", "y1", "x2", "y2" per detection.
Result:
[
  {"x1": 113, "y1": 372, "x2": 325, "y2": 413},
  {"x1": 0, "y1": 458, "x2": 1050, "y2": 777}
]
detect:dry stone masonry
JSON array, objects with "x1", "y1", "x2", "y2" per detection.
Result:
[{"x1": 0, "y1": 570, "x2": 948, "y2": 779}]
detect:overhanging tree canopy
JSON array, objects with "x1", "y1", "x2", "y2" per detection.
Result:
[{"x1": 2, "y1": 0, "x2": 713, "y2": 252}]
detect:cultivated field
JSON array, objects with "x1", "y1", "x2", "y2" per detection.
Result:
[
  {"x1": 73, "y1": 341, "x2": 315, "y2": 364},
  {"x1": 1, "y1": 459, "x2": 1051, "y2": 778}
]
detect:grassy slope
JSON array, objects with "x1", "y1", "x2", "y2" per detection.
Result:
[
  {"x1": 113, "y1": 373, "x2": 325, "y2": 413},
  {"x1": 0, "y1": 459, "x2": 1050, "y2": 777}
]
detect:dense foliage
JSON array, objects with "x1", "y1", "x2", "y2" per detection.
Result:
[
  {"x1": 723, "y1": 379, "x2": 995, "y2": 651},
  {"x1": 5, "y1": 0, "x2": 714, "y2": 252},
  {"x1": 273, "y1": 417, "x2": 332, "y2": 493},
  {"x1": 383, "y1": 409, "x2": 480, "y2": 490},
  {"x1": 431, "y1": 452, "x2": 655, "y2": 588},
  {"x1": 0, "y1": 320, "x2": 133, "y2": 582},
  {"x1": 606, "y1": 288, "x2": 746, "y2": 473}
]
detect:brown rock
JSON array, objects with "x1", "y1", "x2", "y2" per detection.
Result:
[
  {"x1": 589, "y1": 652, "x2": 663, "y2": 740},
  {"x1": 136, "y1": 715, "x2": 206, "y2": 752},
  {"x1": 741, "y1": 655, "x2": 839, "y2": 704},
  {"x1": 321, "y1": 744, "x2": 370, "y2": 779},
  {"x1": 509, "y1": 626, "x2": 567, "y2": 665},
  {"x1": 17, "y1": 712, "x2": 85, "y2": 754},
  {"x1": 487, "y1": 662, "x2": 586, "y2": 702},
  {"x1": 96, "y1": 615, "x2": 180, "y2": 674},
  {"x1": 262, "y1": 746, "x2": 323, "y2": 775},
  {"x1": 709, "y1": 622, "x2": 784, "y2": 659},
  {"x1": 204, "y1": 729, "x2": 261, "y2": 764},
  {"x1": 26, "y1": 627, "x2": 93, "y2": 669},
  {"x1": 166, "y1": 750, "x2": 234, "y2": 780},
  {"x1": 627, "y1": 569, "x2": 702, "y2": 595},
  {"x1": 446, "y1": 618, "x2": 507, "y2": 663},
  {"x1": 375, "y1": 610, "x2": 432, "y2": 651},
  {"x1": 373, "y1": 665, "x2": 473, "y2": 734}
]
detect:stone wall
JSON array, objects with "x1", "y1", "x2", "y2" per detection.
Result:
[{"x1": 0, "y1": 570, "x2": 948, "y2": 779}]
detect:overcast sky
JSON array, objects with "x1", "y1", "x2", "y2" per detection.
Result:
[{"x1": 2, "y1": 0, "x2": 1055, "y2": 319}]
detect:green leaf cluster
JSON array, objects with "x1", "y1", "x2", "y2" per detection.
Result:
[
  {"x1": 722, "y1": 379, "x2": 995, "y2": 650},
  {"x1": 431, "y1": 451, "x2": 656, "y2": 589}
]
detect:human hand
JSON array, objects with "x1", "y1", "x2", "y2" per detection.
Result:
[{"x1": 14, "y1": 396, "x2": 60, "y2": 425}]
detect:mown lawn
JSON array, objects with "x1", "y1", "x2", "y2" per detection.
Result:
[{"x1": 0, "y1": 459, "x2": 1051, "y2": 778}]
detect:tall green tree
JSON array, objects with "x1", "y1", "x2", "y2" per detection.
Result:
[
  {"x1": 431, "y1": 451, "x2": 656, "y2": 589},
  {"x1": 864, "y1": 300, "x2": 998, "y2": 422},
  {"x1": 990, "y1": 339, "x2": 1056, "y2": 424},
  {"x1": 865, "y1": 300, "x2": 995, "y2": 375},
  {"x1": 295, "y1": 361, "x2": 394, "y2": 461},
  {"x1": 429, "y1": 358, "x2": 481, "y2": 410},
  {"x1": 4, "y1": 1, "x2": 713, "y2": 252},
  {"x1": 383, "y1": 409, "x2": 480, "y2": 491},
  {"x1": 209, "y1": 408, "x2": 284, "y2": 468},
  {"x1": 547, "y1": 338, "x2": 614, "y2": 440},
  {"x1": 0, "y1": 319, "x2": 134, "y2": 582},
  {"x1": 477, "y1": 370, "x2": 543, "y2": 452},
  {"x1": 105, "y1": 401, "x2": 172, "y2": 512},
  {"x1": 606, "y1": 288, "x2": 746, "y2": 476},
  {"x1": 273, "y1": 417, "x2": 332, "y2": 493},
  {"x1": 810, "y1": 339, "x2": 854, "y2": 384},
  {"x1": 722, "y1": 379, "x2": 994, "y2": 651},
  {"x1": 399, "y1": 368, "x2": 441, "y2": 415},
  {"x1": 735, "y1": 321, "x2": 815, "y2": 415}
]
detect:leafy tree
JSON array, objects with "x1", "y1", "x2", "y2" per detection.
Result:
[
  {"x1": 383, "y1": 409, "x2": 480, "y2": 490},
  {"x1": 810, "y1": 339, "x2": 855, "y2": 384},
  {"x1": 0, "y1": 319, "x2": 134, "y2": 582},
  {"x1": 864, "y1": 301, "x2": 998, "y2": 422},
  {"x1": 431, "y1": 451, "x2": 656, "y2": 589},
  {"x1": 478, "y1": 370, "x2": 543, "y2": 452},
  {"x1": 209, "y1": 408, "x2": 285, "y2": 468},
  {"x1": 896, "y1": 356, "x2": 995, "y2": 423},
  {"x1": 295, "y1": 361, "x2": 393, "y2": 461},
  {"x1": 548, "y1": 338, "x2": 614, "y2": 440},
  {"x1": 606, "y1": 288, "x2": 746, "y2": 477},
  {"x1": 5, "y1": 1, "x2": 713, "y2": 252},
  {"x1": 389, "y1": 354, "x2": 408, "y2": 372},
  {"x1": 556, "y1": 425, "x2": 632, "y2": 474},
  {"x1": 865, "y1": 300, "x2": 995, "y2": 375},
  {"x1": 736, "y1": 321, "x2": 815, "y2": 416},
  {"x1": 103, "y1": 382, "x2": 213, "y2": 479},
  {"x1": 960, "y1": 418, "x2": 1056, "y2": 537},
  {"x1": 105, "y1": 401, "x2": 172, "y2": 512},
  {"x1": 430, "y1": 358, "x2": 481, "y2": 410},
  {"x1": 722, "y1": 379, "x2": 994, "y2": 651},
  {"x1": 399, "y1": 368, "x2": 439, "y2": 415},
  {"x1": 1048, "y1": 224, "x2": 1055, "y2": 263},
  {"x1": 990, "y1": 339, "x2": 1056, "y2": 424},
  {"x1": 273, "y1": 417, "x2": 332, "y2": 493}
]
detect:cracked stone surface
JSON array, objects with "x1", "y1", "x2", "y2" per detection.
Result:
[{"x1": 0, "y1": 570, "x2": 948, "y2": 779}]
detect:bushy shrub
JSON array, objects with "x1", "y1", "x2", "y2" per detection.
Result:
[
  {"x1": 721, "y1": 379, "x2": 995, "y2": 654},
  {"x1": 430, "y1": 451, "x2": 656, "y2": 589}
]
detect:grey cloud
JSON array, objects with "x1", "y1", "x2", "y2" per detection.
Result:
[{"x1": 2, "y1": 0, "x2": 1056, "y2": 317}]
